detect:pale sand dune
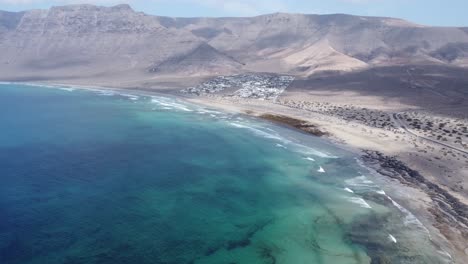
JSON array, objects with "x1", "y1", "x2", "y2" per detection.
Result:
[{"x1": 280, "y1": 40, "x2": 368, "y2": 75}]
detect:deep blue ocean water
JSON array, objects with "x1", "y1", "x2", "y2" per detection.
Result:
[{"x1": 0, "y1": 83, "x2": 450, "y2": 264}]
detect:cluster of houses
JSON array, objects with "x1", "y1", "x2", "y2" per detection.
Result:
[{"x1": 182, "y1": 74, "x2": 294, "y2": 100}]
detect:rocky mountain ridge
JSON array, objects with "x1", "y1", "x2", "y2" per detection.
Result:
[{"x1": 1, "y1": 4, "x2": 467, "y2": 82}]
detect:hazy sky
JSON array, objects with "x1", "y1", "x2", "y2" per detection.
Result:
[{"x1": 0, "y1": 0, "x2": 466, "y2": 27}]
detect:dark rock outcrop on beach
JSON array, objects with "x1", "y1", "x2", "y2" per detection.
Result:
[
  {"x1": 1, "y1": 4, "x2": 468, "y2": 82},
  {"x1": 361, "y1": 150, "x2": 468, "y2": 259},
  {"x1": 362, "y1": 150, "x2": 468, "y2": 227},
  {"x1": 259, "y1": 114, "x2": 328, "y2": 137}
]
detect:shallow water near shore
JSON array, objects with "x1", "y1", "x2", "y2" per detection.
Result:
[{"x1": 0, "y1": 83, "x2": 451, "y2": 264}]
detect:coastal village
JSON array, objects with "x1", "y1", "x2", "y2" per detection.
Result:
[
  {"x1": 183, "y1": 73, "x2": 468, "y2": 156},
  {"x1": 184, "y1": 73, "x2": 468, "y2": 191},
  {"x1": 182, "y1": 74, "x2": 295, "y2": 100}
]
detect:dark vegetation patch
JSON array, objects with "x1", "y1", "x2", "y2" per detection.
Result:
[{"x1": 259, "y1": 114, "x2": 328, "y2": 137}]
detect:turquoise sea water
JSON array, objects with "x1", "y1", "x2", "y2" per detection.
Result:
[{"x1": 0, "y1": 83, "x2": 450, "y2": 264}]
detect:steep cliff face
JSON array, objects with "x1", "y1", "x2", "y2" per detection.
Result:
[
  {"x1": 0, "y1": 5, "x2": 203, "y2": 81},
  {"x1": 0, "y1": 4, "x2": 467, "y2": 81}
]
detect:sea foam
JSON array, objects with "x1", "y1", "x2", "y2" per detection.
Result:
[
  {"x1": 151, "y1": 97, "x2": 193, "y2": 112},
  {"x1": 59, "y1": 87, "x2": 76, "y2": 92},
  {"x1": 229, "y1": 121, "x2": 338, "y2": 159},
  {"x1": 345, "y1": 176, "x2": 377, "y2": 190},
  {"x1": 349, "y1": 197, "x2": 372, "y2": 209}
]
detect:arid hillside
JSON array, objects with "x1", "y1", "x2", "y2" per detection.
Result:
[{"x1": 1, "y1": 4, "x2": 468, "y2": 82}]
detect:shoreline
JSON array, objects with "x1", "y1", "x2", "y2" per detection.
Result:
[
  {"x1": 3, "y1": 81, "x2": 468, "y2": 262},
  {"x1": 182, "y1": 95, "x2": 468, "y2": 263}
]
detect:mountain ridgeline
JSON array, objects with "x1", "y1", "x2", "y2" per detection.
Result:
[{"x1": 0, "y1": 4, "x2": 468, "y2": 82}]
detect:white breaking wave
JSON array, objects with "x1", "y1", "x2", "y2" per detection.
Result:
[
  {"x1": 229, "y1": 122, "x2": 289, "y2": 143},
  {"x1": 99, "y1": 91, "x2": 115, "y2": 96},
  {"x1": 18, "y1": 83, "x2": 59, "y2": 89},
  {"x1": 294, "y1": 144, "x2": 339, "y2": 159},
  {"x1": 344, "y1": 188, "x2": 354, "y2": 193},
  {"x1": 345, "y1": 176, "x2": 377, "y2": 190},
  {"x1": 197, "y1": 110, "x2": 221, "y2": 117},
  {"x1": 349, "y1": 197, "x2": 372, "y2": 209},
  {"x1": 388, "y1": 234, "x2": 397, "y2": 243},
  {"x1": 59, "y1": 87, "x2": 76, "y2": 92},
  {"x1": 83, "y1": 88, "x2": 115, "y2": 96},
  {"x1": 197, "y1": 109, "x2": 222, "y2": 115},
  {"x1": 436, "y1": 250, "x2": 453, "y2": 260},
  {"x1": 151, "y1": 97, "x2": 193, "y2": 112},
  {"x1": 228, "y1": 123, "x2": 245, "y2": 129},
  {"x1": 374, "y1": 191, "x2": 430, "y2": 233},
  {"x1": 355, "y1": 158, "x2": 431, "y2": 234},
  {"x1": 229, "y1": 121, "x2": 338, "y2": 158},
  {"x1": 317, "y1": 166, "x2": 325, "y2": 173},
  {"x1": 119, "y1": 93, "x2": 139, "y2": 100},
  {"x1": 303, "y1": 157, "x2": 315, "y2": 162},
  {"x1": 391, "y1": 198, "x2": 428, "y2": 231},
  {"x1": 276, "y1": 144, "x2": 287, "y2": 149}
]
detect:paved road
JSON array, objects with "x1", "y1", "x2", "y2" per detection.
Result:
[{"x1": 392, "y1": 113, "x2": 468, "y2": 155}]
